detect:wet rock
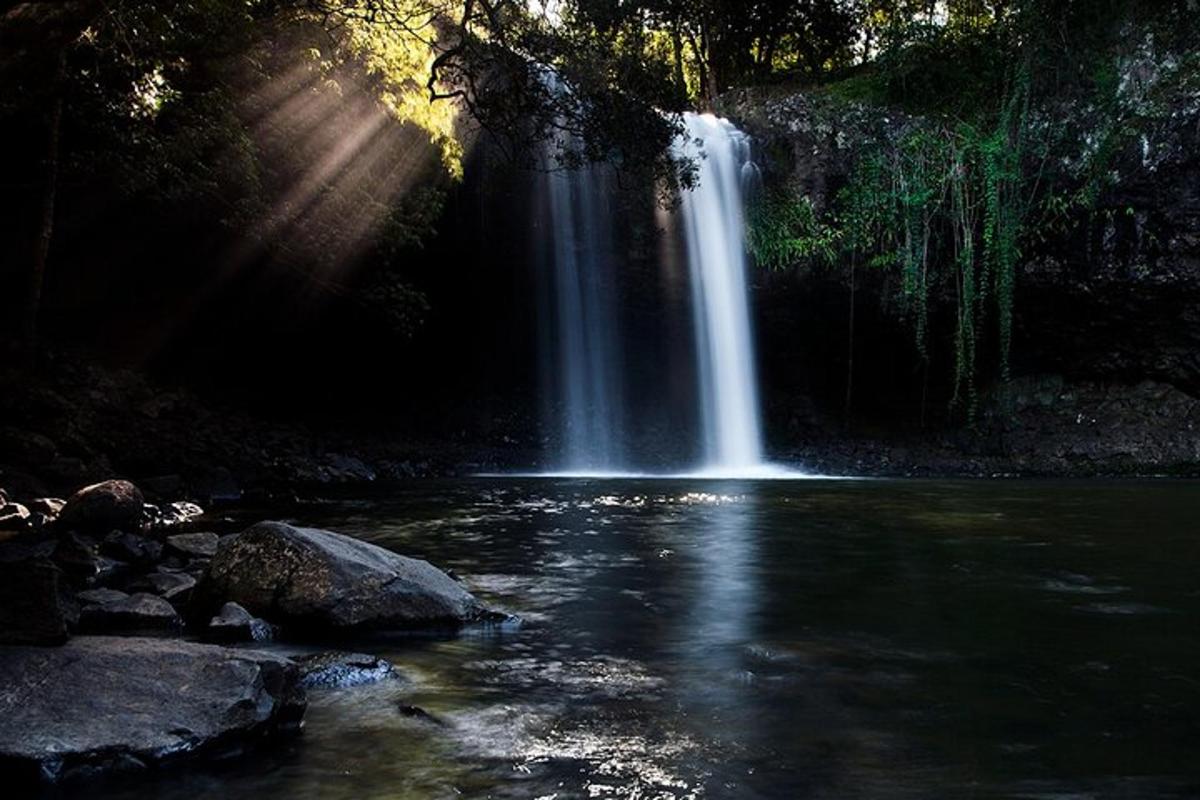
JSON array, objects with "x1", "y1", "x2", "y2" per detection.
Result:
[
  {"x1": 141, "y1": 571, "x2": 196, "y2": 603},
  {"x1": 396, "y1": 703, "x2": 444, "y2": 725},
  {"x1": 101, "y1": 530, "x2": 163, "y2": 567},
  {"x1": 0, "y1": 552, "x2": 74, "y2": 645},
  {"x1": 146, "y1": 501, "x2": 205, "y2": 531},
  {"x1": 166, "y1": 531, "x2": 219, "y2": 559},
  {"x1": 194, "y1": 521, "x2": 491, "y2": 633},
  {"x1": 58, "y1": 480, "x2": 145, "y2": 534},
  {"x1": 206, "y1": 602, "x2": 275, "y2": 643},
  {"x1": 93, "y1": 555, "x2": 130, "y2": 587},
  {"x1": 296, "y1": 651, "x2": 396, "y2": 688},
  {"x1": 0, "y1": 636, "x2": 306, "y2": 785},
  {"x1": 53, "y1": 531, "x2": 102, "y2": 582},
  {"x1": 80, "y1": 592, "x2": 181, "y2": 634}
]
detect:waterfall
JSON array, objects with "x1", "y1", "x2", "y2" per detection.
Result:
[
  {"x1": 676, "y1": 113, "x2": 765, "y2": 473},
  {"x1": 537, "y1": 107, "x2": 774, "y2": 476},
  {"x1": 538, "y1": 131, "x2": 627, "y2": 473}
]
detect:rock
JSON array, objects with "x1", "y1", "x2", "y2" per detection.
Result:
[
  {"x1": 0, "y1": 502, "x2": 32, "y2": 532},
  {"x1": 141, "y1": 571, "x2": 196, "y2": 602},
  {"x1": 93, "y1": 555, "x2": 130, "y2": 586},
  {"x1": 194, "y1": 521, "x2": 490, "y2": 632},
  {"x1": 101, "y1": 530, "x2": 163, "y2": 567},
  {"x1": 58, "y1": 480, "x2": 145, "y2": 534},
  {"x1": 0, "y1": 554, "x2": 74, "y2": 645},
  {"x1": 296, "y1": 651, "x2": 396, "y2": 688},
  {"x1": 53, "y1": 531, "x2": 102, "y2": 582},
  {"x1": 79, "y1": 592, "x2": 181, "y2": 634},
  {"x1": 0, "y1": 636, "x2": 306, "y2": 785},
  {"x1": 396, "y1": 703, "x2": 444, "y2": 725},
  {"x1": 145, "y1": 501, "x2": 205, "y2": 531},
  {"x1": 206, "y1": 602, "x2": 274, "y2": 643},
  {"x1": 77, "y1": 587, "x2": 129, "y2": 606},
  {"x1": 27, "y1": 497, "x2": 65, "y2": 518},
  {"x1": 166, "y1": 531, "x2": 219, "y2": 559}
]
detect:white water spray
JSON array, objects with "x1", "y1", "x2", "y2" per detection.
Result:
[
  {"x1": 539, "y1": 105, "x2": 626, "y2": 472},
  {"x1": 676, "y1": 113, "x2": 766, "y2": 474}
]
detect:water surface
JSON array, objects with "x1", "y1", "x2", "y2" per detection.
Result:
[{"x1": 98, "y1": 478, "x2": 1200, "y2": 799}]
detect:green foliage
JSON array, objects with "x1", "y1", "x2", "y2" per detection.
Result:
[
  {"x1": 748, "y1": 194, "x2": 841, "y2": 270},
  {"x1": 748, "y1": 71, "x2": 1033, "y2": 418}
]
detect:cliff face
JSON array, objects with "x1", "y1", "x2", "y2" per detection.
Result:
[{"x1": 723, "y1": 40, "x2": 1200, "y2": 475}]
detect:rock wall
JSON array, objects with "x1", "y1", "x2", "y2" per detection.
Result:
[{"x1": 721, "y1": 38, "x2": 1200, "y2": 474}]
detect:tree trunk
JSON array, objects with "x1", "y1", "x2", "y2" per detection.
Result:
[
  {"x1": 24, "y1": 51, "x2": 67, "y2": 356},
  {"x1": 671, "y1": 25, "x2": 687, "y2": 99},
  {"x1": 844, "y1": 254, "x2": 856, "y2": 425}
]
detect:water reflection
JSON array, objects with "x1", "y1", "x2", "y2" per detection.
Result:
[{"x1": 82, "y1": 479, "x2": 1200, "y2": 800}]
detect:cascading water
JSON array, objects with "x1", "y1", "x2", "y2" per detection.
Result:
[
  {"x1": 537, "y1": 107, "x2": 776, "y2": 476},
  {"x1": 675, "y1": 113, "x2": 766, "y2": 474},
  {"x1": 538, "y1": 128, "x2": 627, "y2": 473}
]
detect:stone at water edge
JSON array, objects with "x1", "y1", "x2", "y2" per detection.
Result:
[
  {"x1": 57, "y1": 480, "x2": 145, "y2": 533},
  {"x1": 193, "y1": 520, "x2": 495, "y2": 632},
  {"x1": 0, "y1": 637, "x2": 306, "y2": 785},
  {"x1": 207, "y1": 602, "x2": 275, "y2": 643},
  {"x1": 295, "y1": 651, "x2": 397, "y2": 689}
]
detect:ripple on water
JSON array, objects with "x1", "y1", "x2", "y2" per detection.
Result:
[
  {"x1": 449, "y1": 704, "x2": 703, "y2": 800},
  {"x1": 1072, "y1": 601, "x2": 1173, "y2": 615}
]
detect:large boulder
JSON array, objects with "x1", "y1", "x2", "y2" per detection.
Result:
[
  {"x1": 57, "y1": 480, "x2": 145, "y2": 534},
  {"x1": 0, "y1": 636, "x2": 306, "y2": 785},
  {"x1": 194, "y1": 521, "x2": 490, "y2": 633}
]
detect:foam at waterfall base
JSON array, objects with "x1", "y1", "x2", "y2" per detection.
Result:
[{"x1": 482, "y1": 464, "x2": 852, "y2": 480}]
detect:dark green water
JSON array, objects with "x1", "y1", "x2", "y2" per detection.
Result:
[{"x1": 101, "y1": 479, "x2": 1200, "y2": 799}]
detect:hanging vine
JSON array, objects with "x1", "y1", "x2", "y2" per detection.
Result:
[{"x1": 747, "y1": 66, "x2": 1035, "y2": 421}]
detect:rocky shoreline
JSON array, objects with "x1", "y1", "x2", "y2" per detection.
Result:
[{"x1": 0, "y1": 478, "x2": 507, "y2": 789}]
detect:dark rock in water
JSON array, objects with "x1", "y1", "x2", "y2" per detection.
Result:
[
  {"x1": 396, "y1": 703, "x2": 444, "y2": 726},
  {"x1": 0, "y1": 636, "x2": 306, "y2": 785},
  {"x1": 166, "y1": 531, "x2": 219, "y2": 558},
  {"x1": 80, "y1": 592, "x2": 181, "y2": 634},
  {"x1": 0, "y1": 553, "x2": 74, "y2": 645},
  {"x1": 58, "y1": 480, "x2": 145, "y2": 534},
  {"x1": 194, "y1": 521, "x2": 491, "y2": 632},
  {"x1": 206, "y1": 602, "x2": 275, "y2": 643},
  {"x1": 101, "y1": 530, "x2": 163, "y2": 567},
  {"x1": 296, "y1": 651, "x2": 396, "y2": 688}
]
